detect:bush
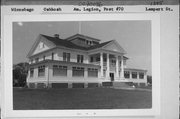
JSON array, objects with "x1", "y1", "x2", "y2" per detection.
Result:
[
  {"x1": 37, "y1": 83, "x2": 46, "y2": 89},
  {"x1": 29, "y1": 83, "x2": 35, "y2": 88},
  {"x1": 88, "y1": 83, "x2": 99, "y2": 88}
]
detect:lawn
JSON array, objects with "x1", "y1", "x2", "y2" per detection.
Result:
[{"x1": 13, "y1": 88, "x2": 152, "y2": 110}]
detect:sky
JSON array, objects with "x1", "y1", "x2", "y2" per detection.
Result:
[{"x1": 13, "y1": 21, "x2": 151, "y2": 75}]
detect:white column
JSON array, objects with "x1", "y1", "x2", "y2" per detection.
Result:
[
  {"x1": 120, "y1": 55, "x2": 124, "y2": 79},
  {"x1": 137, "y1": 72, "x2": 139, "y2": 79},
  {"x1": 100, "y1": 52, "x2": 104, "y2": 77},
  {"x1": 144, "y1": 72, "x2": 148, "y2": 86},
  {"x1": 129, "y1": 71, "x2": 132, "y2": 79},
  {"x1": 106, "y1": 53, "x2": 110, "y2": 78},
  {"x1": 116, "y1": 55, "x2": 119, "y2": 78}
]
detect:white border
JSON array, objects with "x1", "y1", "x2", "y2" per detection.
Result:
[{"x1": 2, "y1": 13, "x2": 160, "y2": 118}]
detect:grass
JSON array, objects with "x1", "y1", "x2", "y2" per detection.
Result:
[{"x1": 13, "y1": 88, "x2": 152, "y2": 110}]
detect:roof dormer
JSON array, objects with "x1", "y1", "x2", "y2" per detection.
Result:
[{"x1": 65, "y1": 34, "x2": 100, "y2": 48}]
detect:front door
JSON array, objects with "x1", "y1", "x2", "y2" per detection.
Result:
[{"x1": 110, "y1": 73, "x2": 114, "y2": 81}]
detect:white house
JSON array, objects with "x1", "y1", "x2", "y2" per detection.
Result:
[{"x1": 26, "y1": 34, "x2": 147, "y2": 88}]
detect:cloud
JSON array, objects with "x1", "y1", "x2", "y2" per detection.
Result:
[{"x1": 17, "y1": 22, "x2": 23, "y2": 26}]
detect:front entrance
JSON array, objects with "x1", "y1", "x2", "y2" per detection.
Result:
[{"x1": 110, "y1": 73, "x2": 114, "y2": 81}]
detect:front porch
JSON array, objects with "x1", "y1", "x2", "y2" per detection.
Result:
[{"x1": 88, "y1": 51, "x2": 126, "y2": 82}]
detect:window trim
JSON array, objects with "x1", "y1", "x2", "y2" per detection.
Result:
[
  {"x1": 30, "y1": 68, "x2": 34, "y2": 78},
  {"x1": 38, "y1": 65, "x2": 45, "y2": 77},
  {"x1": 132, "y1": 72, "x2": 137, "y2": 79},
  {"x1": 88, "y1": 68, "x2": 98, "y2": 77},
  {"x1": 63, "y1": 52, "x2": 70, "y2": 62},
  {"x1": 77, "y1": 54, "x2": 84, "y2": 63},
  {"x1": 53, "y1": 65, "x2": 67, "y2": 76},
  {"x1": 124, "y1": 71, "x2": 130, "y2": 79},
  {"x1": 72, "y1": 67, "x2": 84, "y2": 77},
  {"x1": 139, "y1": 72, "x2": 144, "y2": 79}
]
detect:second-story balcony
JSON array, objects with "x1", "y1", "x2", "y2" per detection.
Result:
[
  {"x1": 89, "y1": 61, "x2": 125, "y2": 70},
  {"x1": 89, "y1": 61, "x2": 118, "y2": 68}
]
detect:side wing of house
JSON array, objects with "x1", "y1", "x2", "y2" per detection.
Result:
[{"x1": 101, "y1": 40, "x2": 126, "y2": 54}]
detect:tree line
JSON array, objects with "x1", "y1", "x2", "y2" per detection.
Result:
[{"x1": 13, "y1": 62, "x2": 29, "y2": 87}]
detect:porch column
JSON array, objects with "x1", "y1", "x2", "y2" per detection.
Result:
[
  {"x1": 100, "y1": 52, "x2": 104, "y2": 77},
  {"x1": 106, "y1": 53, "x2": 110, "y2": 78},
  {"x1": 116, "y1": 55, "x2": 119, "y2": 79},
  {"x1": 129, "y1": 71, "x2": 132, "y2": 79},
  {"x1": 120, "y1": 55, "x2": 124, "y2": 79}
]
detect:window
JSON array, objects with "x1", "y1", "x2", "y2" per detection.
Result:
[
  {"x1": 52, "y1": 53, "x2": 54, "y2": 60},
  {"x1": 139, "y1": 72, "x2": 144, "y2": 79},
  {"x1": 30, "y1": 59, "x2": 33, "y2": 64},
  {"x1": 132, "y1": 72, "x2": 137, "y2": 79},
  {"x1": 90, "y1": 56, "x2": 93, "y2": 62},
  {"x1": 72, "y1": 67, "x2": 84, "y2": 77},
  {"x1": 39, "y1": 42, "x2": 45, "y2": 49},
  {"x1": 103, "y1": 69, "x2": 106, "y2": 77},
  {"x1": 43, "y1": 56, "x2": 46, "y2": 61},
  {"x1": 124, "y1": 71, "x2": 130, "y2": 78},
  {"x1": 38, "y1": 65, "x2": 45, "y2": 77},
  {"x1": 103, "y1": 58, "x2": 107, "y2": 62},
  {"x1": 53, "y1": 65, "x2": 67, "y2": 76},
  {"x1": 63, "y1": 52, "x2": 70, "y2": 62},
  {"x1": 111, "y1": 60, "x2": 116, "y2": 66},
  {"x1": 96, "y1": 57, "x2": 100, "y2": 62},
  {"x1": 77, "y1": 55, "x2": 84, "y2": 63},
  {"x1": 35, "y1": 58, "x2": 39, "y2": 63},
  {"x1": 30, "y1": 68, "x2": 34, "y2": 77},
  {"x1": 88, "y1": 68, "x2": 98, "y2": 77}
]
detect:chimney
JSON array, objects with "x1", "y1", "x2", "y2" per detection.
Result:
[{"x1": 54, "y1": 34, "x2": 59, "y2": 38}]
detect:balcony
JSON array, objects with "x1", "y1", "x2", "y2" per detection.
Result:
[{"x1": 89, "y1": 61, "x2": 108, "y2": 66}]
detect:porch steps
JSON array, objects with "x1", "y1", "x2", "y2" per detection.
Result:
[{"x1": 112, "y1": 82, "x2": 135, "y2": 89}]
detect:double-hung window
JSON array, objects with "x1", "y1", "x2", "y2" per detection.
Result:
[
  {"x1": 38, "y1": 65, "x2": 45, "y2": 77},
  {"x1": 52, "y1": 53, "x2": 54, "y2": 60},
  {"x1": 139, "y1": 72, "x2": 144, "y2": 79},
  {"x1": 72, "y1": 67, "x2": 84, "y2": 77},
  {"x1": 63, "y1": 52, "x2": 70, "y2": 62},
  {"x1": 124, "y1": 71, "x2": 130, "y2": 78},
  {"x1": 88, "y1": 68, "x2": 98, "y2": 77},
  {"x1": 30, "y1": 68, "x2": 34, "y2": 78},
  {"x1": 132, "y1": 72, "x2": 137, "y2": 79},
  {"x1": 53, "y1": 65, "x2": 67, "y2": 76},
  {"x1": 77, "y1": 55, "x2": 84, "y2": 63}
]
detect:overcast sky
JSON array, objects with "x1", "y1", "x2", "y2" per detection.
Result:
[{"x1": 13, "y1": 21, "x2": 151, "y2": 74}]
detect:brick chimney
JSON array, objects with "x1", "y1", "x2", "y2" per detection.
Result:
[{"x1": 54, "y1": 34, "x2": 59, "y2": 38}]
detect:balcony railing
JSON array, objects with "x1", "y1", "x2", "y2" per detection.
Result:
[{"x1": 89, "y1": 61, "x2": 107, "y2": 66}]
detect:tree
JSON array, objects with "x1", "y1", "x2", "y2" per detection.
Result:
[
  {"x1": 147, "y1": 75, "x2": 152, "y2": 85},
  {"x1": 13, "y1": 62, "x2": 29, "y2": 87}
]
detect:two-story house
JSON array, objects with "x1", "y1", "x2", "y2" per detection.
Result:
[{"x1": 26, "y1": 34, "x2": 147, "y2": 88}]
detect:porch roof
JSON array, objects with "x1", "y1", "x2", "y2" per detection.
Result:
[
  {"x1": 124, "y1": 68, "x2": 147, "y2": 72},
  {"x1": 29, "y1": 59, "x2": 101, "y2": 68}
]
